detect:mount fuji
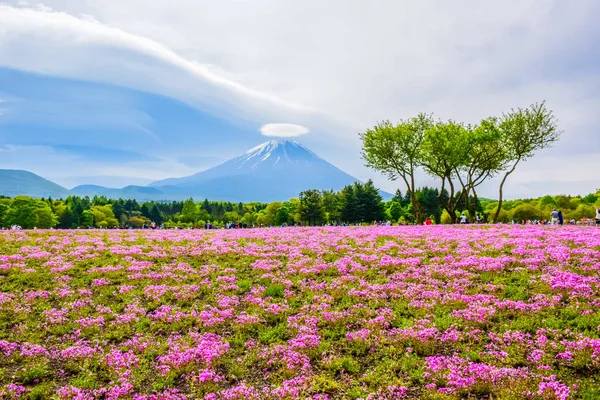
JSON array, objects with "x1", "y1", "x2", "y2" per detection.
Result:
[
  {"x1": 1, "y1": 140, "x2": 388, "y2": 202},
  {"x1": 149, "y1": 140, "x2": 365, "y2": 202}
]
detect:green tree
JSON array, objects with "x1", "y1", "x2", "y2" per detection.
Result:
[
  {"x1": 33, "y1": 205, "x2": 58, "y2": 229},
  {"x1": 494, "y1": 101, "x2": 561, "y2": 222},
  {"x1": 275, "y1": 206, "x2": 290, "y2": 225},
  {"x1": 387, "y1": 201, "x2": 403, "y2": 221},
  {"x1": 70, "y1": 197, "x2": 84, "y2": 228},
  {"x1": 112, "y1": 201, "x2": 126, "y2": 221},
  {"x1": 140, "y1": 203, "x2": 151, "y2": 219},
  {"x1": 119, "y1": 214, "x2": 129, "y2": 228},
  {"x1": 0, "y1": 203, "x2": 8, "y2": 228},
  {"x1": 241, "y1": 212, "x2": 257, "y2": 226},
  {"x1": 392, "y1": 189, "x2": 410, "y2": 208},
  {"x1": 360, "y1": 114, "x2": 433, "y2": 223},
  {"x1": 286, "y1": 199, "x2": 302, "y2": 224},
  {"x1": 262, "y1": 202, "x2": 282, "y2": 226},
  {"x1": 359, "y1": 180, "x2": 384, "y2": 222},
  {"x1": 322, "y1": 190, "x2": 341, "y2": 224},
  {"x1": 81, "y1": 196, "x2": 91, "y2": 211},
  {"x1": 421, "y1": 121, "x2": 470, "y2": 223},
  {"x1": 80, "y1": 209, "x2": 95, "y2": 228},
  {"x1": 4, "y1": 197, "x2": 39, "y2": 228},
  {"x1": 124, "y1": 199, "x2": 140, "y2": 213},
  {"x1": 539, "y1": 195, "x2": 558, "y2": 208},
  {"x1": 339, "y1": 185, "x2": 358, "y2": 223},
  {"x1": 510, "y1": 204, "x2": 541, "y2": 222},
  {"x1": 415, "y1": 187, "x2": 442, "y2": 223},
  {"x1": 214, "y1": 203, "x2": 225, "y2": 220},
  {"x1": 554, "y1": 195, "x2": 575, "y2": 210},
  {"x1": 224, "y1": 211, "x2": 239, "y2": 223},
  {"x1": 488, "y1": 207, "x2": 510, "y2": 223},
  {"x1": 567, "y1": 204, "x2": 596, "y2": 221},
  {"x1": 459, "y1": 118, "x2": 505, "y2": 217},
  {"x1": 582, "y1": 193, "x2": 598, "y2": 205},
  {"x1": 5, "y1": 197, "x2": 57, "y2": 229},
  {"x1": 58, "y1": 207, "x2": 74, "y2": 229},
  {"x1": 200, "y1": 199, "x2": 212, "y2": 215},
  {"x1": 299, "y1": 189, "x2": 325, "y2": 226},
  {"x1": 91, "y1": 204, "x2": 119, "y2": 228},
  {"x1": 440, "y1": 210, "x2": 453, "y2": 224},
  {"x1": 149, "y1": 204, "x2": 164, "y2": 224},
  {"x1": 180, "y1": 198, "x2": 199, "y2": 223},
  {"x1": 128, "y1": 216, "x2": 146, "y2": 228},
  {"x1": 92, "y1": 195, "x2": 109, "y2": 206}
]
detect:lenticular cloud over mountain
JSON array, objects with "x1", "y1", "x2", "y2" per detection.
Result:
[{"x1": 259, "y1": 123, "x2": 310, "y2": 137}]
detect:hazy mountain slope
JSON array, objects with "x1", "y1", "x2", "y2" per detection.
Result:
[
  {"x1": 70, "y1": 185, "x2": 166, "y2": 201},
  {"x1": 0, "y1": 169, "x2": 71, "y2": 198}
]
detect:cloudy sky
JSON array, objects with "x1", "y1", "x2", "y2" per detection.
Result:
[{"x1": 0, "y1": 0, "x2": 599, "y2": 198}]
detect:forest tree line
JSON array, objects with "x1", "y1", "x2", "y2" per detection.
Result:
[
  {"x1": 0, "y1": 180, "x2": 382, "y2": 229},
  {"x1": 1, "y1": 181, "x2": 598, "y2": 229}
]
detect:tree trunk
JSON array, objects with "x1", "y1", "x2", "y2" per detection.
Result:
[
  {"x1": 493, "y1": 159, "x2": 520, "y2": 223},
  {"x1": 454, "y1": 168, "x2": 470, "y2": 220},
  {"x1": 470, "y1": 188, "x2": 478, "y2": 222},
  {"x1": 410, "y1": 192, "x2": 425, "y2": 224},
  {"x1": 406, "y1": 172, "x2": 425, "y2": 225},
  {"x1": 446, "y1": 176, "x2": 457, "y2": 224},
  {"x1": 493, "y1": 177, "x2": 507, "y2": 223}
]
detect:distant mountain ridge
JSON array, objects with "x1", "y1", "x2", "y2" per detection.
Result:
[
  {"x1": 0, "y1": 169, "x2": 71, "y2": 199},
  {"x1": 0, "y1": 140, "x2": 390, "y2": 202},
  {"x1": 70, "y1": 185, "x2": 164, "y2": 200}
]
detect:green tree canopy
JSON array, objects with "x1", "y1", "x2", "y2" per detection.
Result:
[
  {"x1": 80, "y1": 209, "x2": 95, "y2": 228},
  {"x1": 421, "y1": 121, "x2": 470, "y2": 223},
  {"x1": 494, "y1": 102, "x2": 561, "y2": 222},
  {"x1": 4, "y1": 196, "x2": 57, "y2": 229},
  {"x1": 360, "y1": 114, "x2": 433, "y2": 223},
  {"x1": 299, "y1": 189, "x2": 325, "y2": 226}
]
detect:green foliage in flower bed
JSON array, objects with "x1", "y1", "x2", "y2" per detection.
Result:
[{"x1": 0, "y1": 226, "x2": 599, "y2": 399}]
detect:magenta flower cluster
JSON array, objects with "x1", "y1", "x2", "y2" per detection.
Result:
[{"x1": 0, "y1": 225, "x2": 598, "y2": 399}]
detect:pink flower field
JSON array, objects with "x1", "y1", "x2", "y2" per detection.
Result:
[{"x1": 0, "y1": 226, "x2": 599, "y2": 399}]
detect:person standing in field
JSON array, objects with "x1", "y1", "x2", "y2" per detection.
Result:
[
  {"x1": 551, "y1": 209, "x2": 559, "y2": 225},
  {"x1": 558, "y1": 210, "x2": 564, "y2": 226},
  {"x1": 596, "y1": 208, "x2": 600, "y2": 226},
  {"x1": 460, "y1": 213, "x2": 467, "y2": 224}
]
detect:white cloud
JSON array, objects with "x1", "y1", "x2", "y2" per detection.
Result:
[
  {"x1": 0, "y1": 0, "x2": 599, "y2": 197},
  {"x1": 259, "y1": 123, "x2": 309, "y2": 138},
  {"x1": 0, "y1": 3, "x2": 317, "y2": 124}
]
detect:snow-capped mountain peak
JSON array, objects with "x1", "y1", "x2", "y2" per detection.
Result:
[
  {"x1": 149, "y1": 140, "x2": 365, "y2": 201},
  {"x1": 235, "y1": 140, "x2": 323, "y2": 168}
]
